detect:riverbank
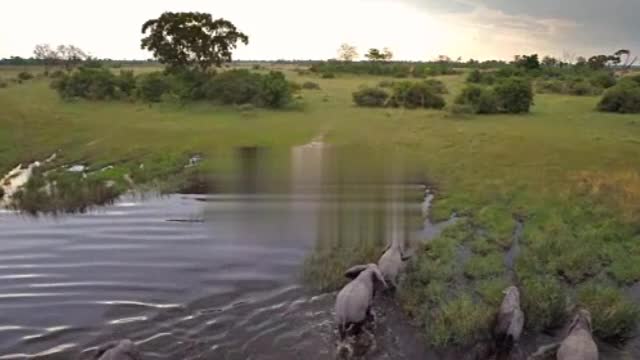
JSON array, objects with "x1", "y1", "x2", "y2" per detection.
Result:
[{"x1": 1, "y1": 65, "x2": 640, "y2": 354}]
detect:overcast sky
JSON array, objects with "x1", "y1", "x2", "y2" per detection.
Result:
[{"x1": 1, "y1": 0, "x2": 638, "y2": 61}]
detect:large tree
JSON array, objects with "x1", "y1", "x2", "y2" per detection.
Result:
[
  {"x1": 337, "y1": 43, "x2": 358, "y2": 62},
  {"x1": 141, "y1": 12, "x2": 249, "y2": 71}
]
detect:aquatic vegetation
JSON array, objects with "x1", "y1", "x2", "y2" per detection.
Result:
[
  {"x1": 577, "y1": 284, "x2": 639, "y2": 341},
  {"x1": 427, "y1": 295, "x2": 493, "y2": 347},
  {"x1": 520, "y1": 275, "x2": 568, "y2": 331}
]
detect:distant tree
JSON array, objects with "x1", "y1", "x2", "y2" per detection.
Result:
[
  {"x1": 542, "y1": 56, "x2": 558, "y2": 67},
  {"x1": 514, "y1": 54, "x2": 540, "y2": 70},
  {"x1": 437, "y1": 55, "x2": 451, "y2": 63},
  {"x1": 587, "y1": 54, "x2": 617, "y2": 70},
  {"x1": 382, "y1": 47, "x2": 393, "y2": 61},
  {"x1": 57, "y1": 45, "x2": 88, "y2": 71},
  {"x1": 365, "y1": 48, "x2": 383, "y2": 61},
  {"x1": 141, "y1": 12, "x2": 249, "y2": 71},
  {"x1": 33, "y1": 44, "x2": 60, "y2": 71},
  {"x1": 614, "y1": 49, "x2": 638, "y2": 70},
  {"x1": 575, "y1": 56, "x2": 587, "y2": 67},
  {"x1": 337, "y1": 43, "x2": 358, "y2": 62}
]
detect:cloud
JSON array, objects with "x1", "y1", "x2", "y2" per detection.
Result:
[{"x1": 401, "y1": 0, "x2": 640, "y2": 56}]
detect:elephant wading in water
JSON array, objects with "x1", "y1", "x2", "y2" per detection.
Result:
[
  {"x1": 557, "y1": 310, "x2": 598, "y2": 360},
  {"x1": 336, "y1": 264, "x2": 387, "y2": 341},
  {"x1": 494, "y1": 286, "x2": 525, "y2": 359},
  {"x1": 377, "y1": 240, "x2": 411, "y2": 290},
  {"x1": 94, "y1": 340, "x2": 141, "y2": 360}
]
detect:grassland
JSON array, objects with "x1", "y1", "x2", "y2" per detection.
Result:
[{"x1": 1, "y1": 64, "x2": 640, "y2": 346}]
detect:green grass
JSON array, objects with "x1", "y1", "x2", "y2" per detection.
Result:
[
  {"x1": 577, "y1": 284, "x2": 639, "y2": 340},
  {"x1": 2, "y1": 64, "x2": 640, "y2": 346}
]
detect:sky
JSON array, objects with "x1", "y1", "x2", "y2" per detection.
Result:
[{"x1": 1, "y1": 0, "x2": 638, "y2": 61}]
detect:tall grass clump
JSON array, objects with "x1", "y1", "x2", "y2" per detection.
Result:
[{"x1": 577, "y1": 284, "x2": 639, "y2": 341}]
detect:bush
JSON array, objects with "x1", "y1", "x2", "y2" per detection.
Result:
[
  {"x1": 590, "y1": 72, "x2": 617, "y2": 89},
  {"x1": 598, "y1": 82, "x2": 640, "y2": 113},
  {"x1": 161, "y1": 67, "x2": 214, "y2": 101},
  {"x1": 288, "y1": 81, "x2": 302, "y2": 93},
  {"x1": 388, "y1": 81, "x2": 446, "y2": 109},
  {"x1": 258, "y1": 71, "x2": 292, "y2": 108},
  {"x1": 378, "y1": 80, "x2": 394, "y2": 88},
  {"x1": 302, "y1": 81, "x2": 321, "y2": 90},
  {"x1": 352, "y1": 86, "x2": 389, "y2": 107},
  {"x1": 17, "y1": 72, "x2": 33, "y2": 81},
  {"x1": 116, "y1": 70, "x2": 136, "y2": 98},
  {"x1": 50, "y1": 70, "x2": 65, "y2": 78},
  {"x1": 455, "y1": 85, "x2": 499, "y2": 114},
  {"x1": 537, "y1": 79, "x2": 566, "y2": 94},
  {"x1": 577, "y1": 284, "x2": 639, "y2": 340},
  {"x1": 423, "y1": 79, "x2": 448, "y2": 94},
  {"x1": 494, "y1": 77, "x2": 534, "y2": 113},
  {"x1": 52, "y1": 67, "x2": 122, "y2": 100},
  {"x1": 203, "y1": 69, "x2": 262, "y2": 105},
  {"x1": 321, "y1": 72, "x2": 335, "y2": 79},
  {"x1": 136, "y1": 72, "x2": 171, "y2": 102},
  {"x1": 0, "y1": 80, "x2": 7, "y2": 88},
  {"x1": 566, "y1": 79, "x2": 601, "y2": 96}
]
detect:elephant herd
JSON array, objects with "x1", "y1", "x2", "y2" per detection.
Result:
[
  {"x1": 333, "y1": 241, "x2": 600, "y2": 360},
  {"x1": 92, "y1": 242, "x2": 599, "y2": 360}
]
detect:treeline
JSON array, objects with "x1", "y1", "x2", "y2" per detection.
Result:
[{"x1": 0, "y1": 56, "x2": 158, "y2": 67}]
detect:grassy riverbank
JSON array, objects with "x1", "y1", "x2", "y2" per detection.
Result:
[{"x1": 2, "y1": 64, "x2": 640, "y2": 347}]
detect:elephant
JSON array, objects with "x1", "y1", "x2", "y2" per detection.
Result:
[
  {"x1": 494, "y1": 286, "x2": 525, "y2": 354},
  {"x1": 557, "y1": 310, "x2": 598, "y2": 360},
  {"x1": 377, "y1": 241, "x2": 411, "y2": 289},
  {"x1": 94, "y1": 339, "x2": 141, "y2": 360},
  {"x1": 335, "y1": 264, "x2": 387, "y2": 340}
]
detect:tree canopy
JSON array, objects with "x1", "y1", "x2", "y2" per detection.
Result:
[{"x1": 141, "y1": 12, "x2": 248, "y2": 71}]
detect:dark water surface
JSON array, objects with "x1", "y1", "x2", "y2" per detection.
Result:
[{"x1": 0, "y1": 192, "x2": 440, "y2": 360}]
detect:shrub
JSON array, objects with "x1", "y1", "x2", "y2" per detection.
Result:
[
  {"x1": 49, "y1": 70, "x2": 65, "y2": 78},
  {"x1": 598, "y1": 82, "x2": 640, "y2": 113},
  {"x1": 494, "y1": 77, "x2": 534, "y2": 113},
  {"x1": 302, "y1": 81, "x2": 321, "y2": 90},
  {"x1": 17, "y1": 72, "x2": 33, "y2": 81},
  {"x1": 389, "y1": 81, "x2": 446, "y2": 109},
  {"x1": 203, "y1": 69, "x2": 262, "y2": 105},
  {"x1": 321, "y1": 72, "x2": 335, "y2": 79},
  {"x1": 0, "y1": 80, "x2": 7, "y2": 88},
  {"x1": 566, "y1": 79, "x2": 601, "y2": 96},
  {"x1": 590, "y1": 72, "x2": 617, "y2": 89},
  {"x1": 423, "y1": 78, "x2": 448, "y2": 94},
  {"x1": 116, "y1": 70, "x2": 136, "y2": 98},
  {"x1": 258, "y1": 71, "x2": 292, "y2": 108},
  {"x1": 537, "y1": 79, "x2": 566, "y2": 94},
  {"x1": 352, "y1": 86, "x2": 389, "y2": 107},
  {"x1": 52, "y1": 67, "x2": 121, "y2": 100},
  {"x1": 455, "y1": 85, "x2": 498, "y2": 114},
  {"x1": 288, "y1": 81, "x2": 302, "y2": 93},
  {"x1": 136, "y1": 72, "x2": 171, "y2": 102},
  {"x1": 378, "y1": 80, "x2": 394, "y2": 88},
  {"x1": 577, "y1": 284, "x2": 639, "y2": 341}
]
